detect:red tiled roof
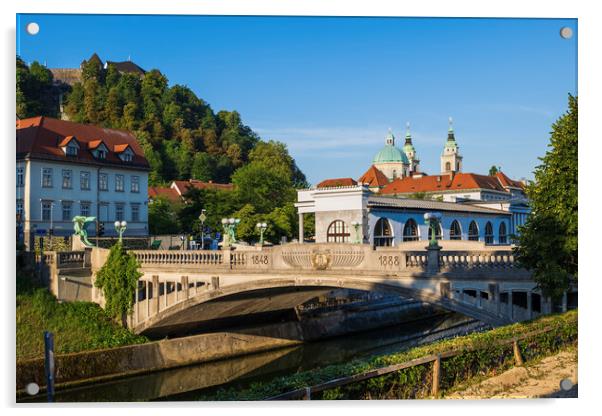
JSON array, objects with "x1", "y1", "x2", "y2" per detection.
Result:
[
  {"x1": 358, "y1": 165, "x2": 389, "y2": 188},
  {"x1": 171, "y1": 179, "x2": 234, "y2": 196},
  {"x1": 16, "y1": 116, "x2": 149, "y2": 170},
  {"x1": 316, "y1": 177, "x2": 358, "y2": 188},
  {"x1": 58, "y1": 135, "x2": 77, "y2": 147},
  {"x1": 113, "y1": 143, "x2": 131, "y2": 153},
  {"x1": 88, "y1": 139, "x2": 104, "y2": 150},
  {"x1": 148, "y1": 186, "x2": 181, "y2": 204},
  {"x1": 380, "y1": 172, "x2": 514, "y2": 195},
  {"x1": 495, "y1": 171, "x2": 525, "y2": 189}
]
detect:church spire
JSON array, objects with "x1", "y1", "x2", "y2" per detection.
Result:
[
  {"x1": 405, "y1": 122, "x2": 412, "y2": 144},
  {"x1": 447, "y1": 116, "x2": 455, "y2": 141},
  {"x1": 385, "y1": 128, "x2": 395, "y2": 146}
]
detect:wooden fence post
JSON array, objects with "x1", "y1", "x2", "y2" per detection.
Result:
[
  {"x1": 302, "y1": 387, "x2": 311, "y2": 400},
  {"x1": 431, "y1": 354, "x2": 441, "y2": 397},
  {"x1": 513, "y1": 339, "x2": 524, "y2": 366}
]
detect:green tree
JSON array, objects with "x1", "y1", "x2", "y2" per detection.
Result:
[
  {"x1": 232, "y1": 162, "x2": 295, "y2": 214},
  {"x1": 148, "y1": 197, "x2": 180, "y2": 235},
  {"x1": 489, "y1": 165, "x2": 502, "y2": 176},
  {"x1": 94, "y1": 243, "x2": 142, "y2": 326},
  {"x1": 514, "y1": 95, "x2": 578, "y2": 299}
]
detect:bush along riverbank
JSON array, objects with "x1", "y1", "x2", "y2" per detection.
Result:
[
  {"x1": 198, "y1": 310, "x2": 577, "y2": 400},
  {"x1": 17, "y1": 278, "x2": 147, "y2": 361}
]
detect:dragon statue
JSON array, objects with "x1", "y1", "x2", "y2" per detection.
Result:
[{"x1": 72, "y1": 216, "x2": 97, "y2": 247}]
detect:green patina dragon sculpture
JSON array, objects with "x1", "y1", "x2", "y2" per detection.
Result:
[{"x1": 72, "y1": 216, "x2": 97, "y2": 247}]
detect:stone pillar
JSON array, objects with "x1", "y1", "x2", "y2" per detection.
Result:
[
  {"x1": 527, "y1": 291, "x2": 533, "y2": 320},
  {"x1": 152, "y1": 275, "x2": 160, "y2": 315},
  {"x1": 182, "y1": 275, "x2": 189, "y2": 300},
  {"x1": 562, "y1": 291, "x2": 568, "y2": 313},
  {"x1": 425, "y1": 245, "x2": 441, "y2": 274},
  {"x1": 298, "y1": 213, "x2": 304, "y2": 244}
]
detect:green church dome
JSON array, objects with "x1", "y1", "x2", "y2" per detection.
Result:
[
  {"x1": 373, "y1": 135, "x2": 409, "y2": 165},
  {"x1": 373, "y1": 146, "x2": 407, "y2": 164}
]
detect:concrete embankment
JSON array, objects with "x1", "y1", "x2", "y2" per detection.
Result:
[{"x1": 16, "y1": 299, "x2": 451, "y2": 393}]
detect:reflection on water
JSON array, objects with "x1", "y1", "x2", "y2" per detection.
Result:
[{"x1": 19, "y1": 312, "x2": 486, "y2": 402}]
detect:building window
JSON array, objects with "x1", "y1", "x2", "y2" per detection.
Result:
[
  {"x1": 122, "y1": 152, "x2": 133, "y2": 162},
  {"x1": 16, "y1": 199, "x2": 24, "y2": 218},
  {"x1": 402, "y1": 218, "x2": 419, "y2": 241},
  {"x1": 428, "y1": 223, "x2": 442, "y2": 241},
  {"x1": 62, "y1": 201, "x2": 73, "y2": 221},
  {"x1": 41, "y1": 201, "x2": 52, "y2": 221},
  {"x1": 468, "y1": 221, "x2": 479, "y2": 241},
  {"x1": 115, "y1": 174, "x2": 124, "y2": 192},
  {"x1": 450, "y1": 220, "x2": 462, "y2": 240},
  {"x1": 485, "y1": 222, "x2": 494, "y2": 244},
  {"x1": 499, "y1": 222, "x2": 508, "y2": 244},
  {"x1": 373, "y1": 218, "x2": 393, "y2": 247},
  {"x1": 42, "y1": 168, "x2": 53, "y2": 188},
  {"x1": 131, "y1": 175, "x2": 139, "y2": 193},
  {"x1": 17, "y1": 167, "x2": 24, "y2": 187},
  {"x1": 62, "y1": 169, "x2": 72, "y2": 189},
  {"x1": 445, "y1": 161, "x2": 451, "y2": 171},
  {"x1": 80, "y1": 201, "x2": 91, "y2": 217},
  {"x1": 115, "y1": 203, "x2": 125, "y2": 221},
  {"x1": 97, "y1": 149, "x2": 107, "y2": 159},
  {"x1": 99, "y1": 173, "x2": 108, "y2": 191},
  {"x1": 66, "y1": 144, "x2": 78, "y2": 156},
  {"x1": 326, "y1": 220, "x2": 350, "y2": 243},
  {"x1": 80, "y1": 171, "x2": 90, "y2": 190},
  {"x1": 131, "y1": 204, "x2": 140, "y2": 222}
]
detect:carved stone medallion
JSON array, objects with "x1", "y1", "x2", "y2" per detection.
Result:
[{"x1": 310, "y1": 249, "x2": 332, "y2": 270}]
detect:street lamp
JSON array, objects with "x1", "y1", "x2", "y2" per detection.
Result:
[
  {"x1": 114, "y1": 220, "x2": 127, "y2": 243},
  {"x1": 199, "y1": 209, "x2": 207, "y2": 250},
  {"x1": 423, "y1": 212, "x2": 442, "y2": 248},
  {"x1": 256, "y1": 222, "x2": 268, "y2": 246},
  {"x1": 221, "y1": 217, "x2": 240, "y2": 248}
]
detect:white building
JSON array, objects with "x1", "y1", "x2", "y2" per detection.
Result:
[
  {"x1": 296, "y1": 185, "x2": 513, "y2": 246},
  {"x1": 297, "y1": 120, "x2": 530, "y2": 245},
  {"x1": 17, "y1": 116, "x2": 150, "y2": 247}
]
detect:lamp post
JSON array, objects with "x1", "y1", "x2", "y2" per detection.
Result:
[
  {"x1": 423, "y1": 212, "x2": 442, "y2": 248},
  {"x1": 114, "y1": 220, "x2": 127, "y2": 243},
  {"x1": 221, "y1": 217, "x2": 240, "y2": 248},
  {"x1": 256, "y1": 222, "x2": 267, "y2": 246},
  {"x1": 351, "y1": 221, "x2": 362, "y2": 244},
  {"x1": 199, "y1": 209, "x2": 207, "y2": 250}
]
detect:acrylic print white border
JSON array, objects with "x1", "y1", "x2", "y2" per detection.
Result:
[{"x1": 2, "y1": 1, "x2": 599, "y2": 416}]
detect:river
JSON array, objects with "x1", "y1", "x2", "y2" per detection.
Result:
[{"x1": 19, "y1": 311, "x2": 487, "y2": 402}]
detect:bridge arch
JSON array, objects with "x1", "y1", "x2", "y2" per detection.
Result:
[{"x1": 132, "y1": 274, "x2": 511, "y2": 336}]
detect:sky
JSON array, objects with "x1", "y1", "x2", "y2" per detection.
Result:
[{"x1": 17, "y1": 14, "x2": 577, "y2": 185}]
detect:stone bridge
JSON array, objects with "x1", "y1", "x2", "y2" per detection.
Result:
[{"x1": 99, "y1": 242, "x2": 572, "y2": 337}]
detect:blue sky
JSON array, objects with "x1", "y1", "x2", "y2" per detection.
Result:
[{"x1": 17, "y1": 14, "x2": 577, "y2": 185}]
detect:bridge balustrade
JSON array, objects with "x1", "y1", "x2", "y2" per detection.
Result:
[
  {"x1": 57, "y1": 251, "x2": 86, "y2": 268},
  {"x1": 439, "y1": 251, "x2": 516, "y2": 270}
]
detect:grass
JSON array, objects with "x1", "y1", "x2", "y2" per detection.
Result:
[
  {"x1": 16, "y1": 273, "x2": 148, "y2": 361},
  {"x1": 198, "y1": 310, "x2": 577, "y2": 400}
]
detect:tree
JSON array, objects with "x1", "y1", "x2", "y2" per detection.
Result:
[
  {"x1": 232, "y1": 162, "x2": 295, "y2": 214},
  {"x1": 488, "y1": 165, "x2": 501, "y2": 176},
  {"x1": 94, "y1": 243, "x2": 142, "y2": 326},
  {"x1": 514, "y1": 95, "x2": 577, "y2": 300},
  {"x1": 148, "y1": 197, "x2": 180, "y2": 235}
]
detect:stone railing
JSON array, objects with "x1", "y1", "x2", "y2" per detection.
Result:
[
  {"x1": 57, "y1": 251, "x2": 86, "y2": 268},
  {"x1": 128, "y1": 244, "x2": 522, "y2": 277},
  {"x1": 405, "y1": 252, "x2": 428, "y2": 268},
  {"x1": 133, "y1": 250, "x2": 224, "y2": 266},
  {"x1": 439, "y1": 251, "x2": 517, "y2": 269}
]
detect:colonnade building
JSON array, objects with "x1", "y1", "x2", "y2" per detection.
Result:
[{"x1": 296, "y1": 120, "x2": 530, "y2": 246}]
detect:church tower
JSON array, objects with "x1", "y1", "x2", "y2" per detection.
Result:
[
  {"x1": 403, "y1": 122, "x2": 420, "y2": 174},
  {"x1": 440, "y1": 117, "x2": 463, "y2": 175},
  {"x1": 373, "y1": 129, "x2": 410, "y2": 181}
]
